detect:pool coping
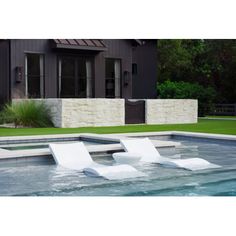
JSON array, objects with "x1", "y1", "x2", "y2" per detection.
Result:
[
  {"x1": 0, "y1": 131, "x2": 235, "y2": 163},
  {"x1": 110, "y1": 131, "x2": 236, "y2": 141},
  {"x1": 0, "y1": 132, "x2": 180, "y2": 162}
]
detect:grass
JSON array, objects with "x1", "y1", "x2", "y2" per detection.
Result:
[
  {"x1": 0, "y1": 119, "x2": 236, "y2": 137},
  {"x1": 206, "y1": 115, "x2": 236, "y2": 119}
]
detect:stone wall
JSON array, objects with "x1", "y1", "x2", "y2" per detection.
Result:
[
  {"x1": 61, "y1": 99, "x2": 125, "y2": 128},
  {"x1": 42, "y1": 99, "x2": 63, "y2": 127},
  {"x1": 146, "y1": 99, "x2": 198, "y2": 124},
  {"x1": 13, "y1": 98, "x2": 197, "y2": 127},
  {"x1": 13, "y1": 99, "x2": 125, "y2": 128}
]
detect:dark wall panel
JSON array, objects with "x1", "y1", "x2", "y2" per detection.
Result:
[
  {"x1": 132, "y1": 40, "x2": 157, "y2": 99},
  {"x1": 0, "y1": 40, "x2": 10, "y2": 106},
  {"x1": 10, "y1": 39, "x2": 57, "y2": 99},
  {"x1": 94, "y1": 52, "x2": 105, "y2": 97},
  {"x1": 103, "y1": 39, "x2": 133, "y2": 99},
  {"x1": 7, "y1": 39, "x2": 156, "y2": 100}
]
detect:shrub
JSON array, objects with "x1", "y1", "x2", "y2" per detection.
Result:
[
  {"x1": 0, "y1": 113, "x2": 5, "y2": 125},
  {"x1": 157, "y1": 80, "x2": 216, "y2": 116},
  {"x1": 1, "y1": 100, "x2": 54, "y2": 128}
]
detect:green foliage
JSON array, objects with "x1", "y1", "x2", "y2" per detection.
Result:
[
  {"x1": 1, "y1": 100, "x2": 54, "y2": 128},
  {"x1": 157, "y1": 80, "x2": 216, "y2": 116},
  {"x1": 0, "y1": 113, "x2": 5, "y2": 125},
  {"x1": 157, "y1": 39, "x2": 236, "y2": 104},
  {"x1": 157, "y1": 40, "x2": 205, "y2": 83}
]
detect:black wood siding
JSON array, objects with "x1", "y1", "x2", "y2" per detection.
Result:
[
  {"x1": 10, "y1": 39, "x2": 100, "y2": 99},
  {"x1": 132, "y1": 40, "x2": 157, "y2": 99},
  {"x1": 10, "y1": 39, "x2": 57, "y2": 98},
  {"x1": 6, "y1": 39, "x2": 157, "y2": 101},
  {"x1": 0, "y1": 40, "x2": 10, "y2": 106},
  {"x1": 94, "y1": 40, "x2": 133, "y2": 98},
  {"x1": 104, "y1": 39, "x2": 133, "y2": 98},
  {"x1": 94, "y1": 52, "x2": 105, "y2": 97}
]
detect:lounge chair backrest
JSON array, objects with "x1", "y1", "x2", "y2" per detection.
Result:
[
  {"x1": 120, "y1": 138, "x2": 161, "y2": 163},
  {"x1": 49, "y1": 142, "x2": 93, "y2": 170}
]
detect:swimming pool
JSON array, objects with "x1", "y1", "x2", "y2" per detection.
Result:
[
  {"x1": 0, "y1": 141, "x2": 100, "y2": 151},
  {"x1": 0, "y1": 135, "x2": 236, "y2": 196},
  {"x1": 0, "y1": 135, "x2": 117, "y2": 151}
]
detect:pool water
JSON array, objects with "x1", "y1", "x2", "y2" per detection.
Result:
[{"x1": 0, "y1": 136, "x2": 236, "y2": 196}]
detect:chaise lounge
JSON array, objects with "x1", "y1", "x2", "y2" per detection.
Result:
[
  {"x1": 120, "y1": 138, "x2": 221, "y2": 171},
  {"x1": 49, "y1": 142, "x2": 146, "y2": 180}
]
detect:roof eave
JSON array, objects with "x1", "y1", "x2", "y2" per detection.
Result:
[{"x1": 53, "y1": 43, "x2": 108, "y2": 51}]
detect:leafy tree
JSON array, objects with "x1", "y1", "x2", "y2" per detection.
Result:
[{"x1": 157, "y1": 39, "x2": 236, "y2": 104}]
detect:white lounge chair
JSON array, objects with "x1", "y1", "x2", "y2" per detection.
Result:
[
  {"x1": 49, "y1": 142, "x2": 145, "y2": 180},
  {"x1": 120, "y1": 138, "x2": 221, "y2": 171}
]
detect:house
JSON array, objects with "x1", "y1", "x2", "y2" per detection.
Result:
[
  {"x1": 0, "y1": 39, "x2": 198, "y2": 127},
  {"x1": 0, "y1": 39, "x2": 157, "y2": 105}
]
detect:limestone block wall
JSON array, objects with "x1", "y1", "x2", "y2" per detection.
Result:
[
  {"x1": 61, "y1": 99, "x2": 125, "y2": 128},
  {"x1": 145, "y1": 99, "x2": 198, "y2": 124},
  {"x1": 13, "y1": 98, "x2": 125, "y2": 128},
  {"x1": 13, "y1": 98, "x2": 197, "y2": 127}
]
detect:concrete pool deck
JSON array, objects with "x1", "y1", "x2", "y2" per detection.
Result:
[{"x1": 0, "y1": 131, "x2": 236, "y2": 164}]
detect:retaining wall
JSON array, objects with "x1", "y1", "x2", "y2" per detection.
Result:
[
  {"x1": 13, "y1": 98, "x2": 198, "y2": 127},
  {"x1": 13, "y1": 99, "x2": 125, "y2": 128},
  {"x1": 146, "y1": 99, "x2": 198, "y2": 124}
]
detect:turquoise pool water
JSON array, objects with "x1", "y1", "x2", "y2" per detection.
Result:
[{"x1": 0, "y1": 136, "x2": 236, "y2": 196}]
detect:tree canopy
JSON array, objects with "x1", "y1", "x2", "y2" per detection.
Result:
[{"x1": 157, "y1": 40, "x2": 236, "y2": 103}]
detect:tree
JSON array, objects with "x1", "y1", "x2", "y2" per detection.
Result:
[{"x1": 157, "y1": 39, "x2": 236, "y2": 103}]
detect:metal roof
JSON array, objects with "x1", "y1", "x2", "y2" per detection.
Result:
[{"x1": 52, "y1": 39, "x2": 107, "y2": 51}]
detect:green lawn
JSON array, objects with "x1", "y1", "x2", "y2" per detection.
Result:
[
  {"x1": 206, "y1": 115, "x2": 236, "y2": 119},
  {"x1": 0, "y1": 119, "x2": 236, "y2": 137}
]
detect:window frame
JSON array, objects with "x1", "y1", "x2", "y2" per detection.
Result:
[
  {"x1": 57, "y1": 55, "x2": 94, "y2": 98},
  {"x1": 105, "y1": 58, "x2": 122, "y2": 99},
  {"x1": 25, "y1": 53, "x2": 45, "y2": 98}
]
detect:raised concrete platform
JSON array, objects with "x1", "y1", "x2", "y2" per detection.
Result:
[
  {"x1": 1, "y1": 131, "x2": 235, "y2": 164},
  {"x1": 0, "y1": 133, "x2": 180, "y2": 163}
]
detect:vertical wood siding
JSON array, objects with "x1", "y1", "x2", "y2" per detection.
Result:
[
  {"x1": 7, "y1": 39, "x2": 157, "y2": 101},
  {"x1": 132, "y1": 40, "x2": 157, "y2": 99},
  {"x1": 102, "y1": 39, "x2": 133, "y2": 98},
  {"x1": 10, "y1": 39, "x2": 57, "y2": 98},
  {"x1": 0, "y1": 40, "x2": 10, "y2": 106}
]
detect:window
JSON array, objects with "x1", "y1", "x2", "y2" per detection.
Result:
[
  {"x1": 25, "y1": 54, "x2": 44, "y2": 98},
  {"x1": 58, "y1": 57, "x2": 93, "y2": 98},
  {"x1": 59, "y1": 58, "x2": 76, "y2": 98},
  {"x1": 105, "y1": 59, "x2": 121, "y2": 98},
  {"x1": 132, "y1": 63, "x2": 137, "y2": 75}
]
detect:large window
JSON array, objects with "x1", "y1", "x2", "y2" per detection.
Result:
[
  {"x1": 25, "y1": 54, "x2": 44, "y2": 98},
  {"x1": 58, "y1": 57, "x2": 93, "y2": 98},
  {"x1": 105, "y1": 59, "x2": 121, "y2": 98}
]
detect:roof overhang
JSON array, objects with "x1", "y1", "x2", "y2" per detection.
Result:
[{"x1": 52, "y1": 39, "x2": 107, "y2": 51}]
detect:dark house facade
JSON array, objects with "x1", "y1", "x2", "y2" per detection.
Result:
[{"x1": 0, "y1": 39, "x2": 157, "y2": 106}]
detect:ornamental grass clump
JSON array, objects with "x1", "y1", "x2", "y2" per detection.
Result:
[{"x1": 1, "y1": 100, "x2": 54, "y2": 128}]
